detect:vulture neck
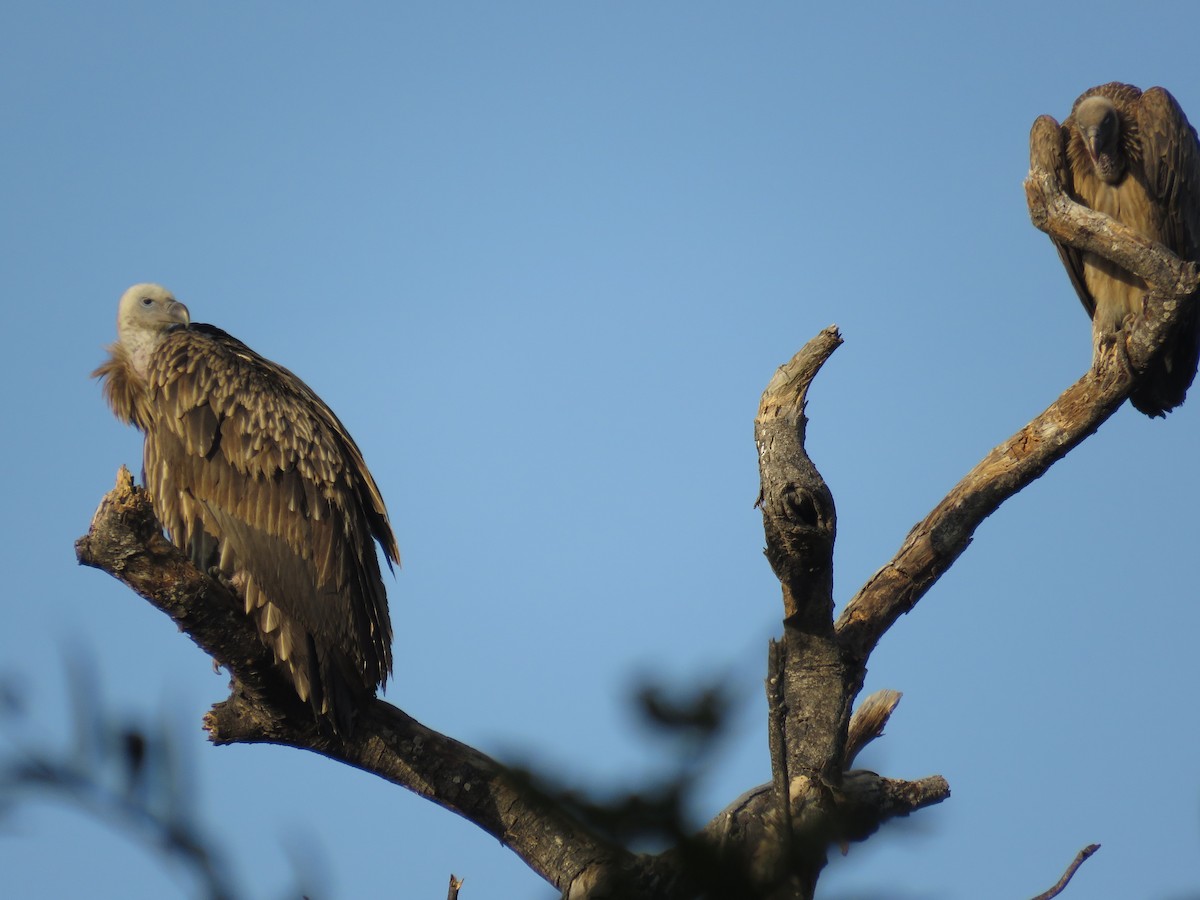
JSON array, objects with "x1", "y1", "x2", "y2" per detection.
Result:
[
  {"x1": 94, "y1": 341, "x2": 152, "y2": 430},
  {"x1": 118, "y1": 326, "x2": 168, "y2": 380}
]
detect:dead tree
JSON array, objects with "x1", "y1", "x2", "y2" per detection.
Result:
[{"x1": 74, "y1": 149, "x2": 1198, "y2": 899}]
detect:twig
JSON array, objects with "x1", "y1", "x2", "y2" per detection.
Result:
[
  {"x1": 1029, "y1": 843, "x2": 1100, "y2": 900},
  {"x1": 447, "y1": 873, "x2": 464, "y2": 900},
  {"x1": 843, "y1": 689, "x2": 902, "y2": 769},
  {"x1": 1023, "y1": 167, "x2": 1199, "y2": 298}
]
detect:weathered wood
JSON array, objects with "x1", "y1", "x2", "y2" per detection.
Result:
[
  {"x1": 753, "y1": 327, "x2": 864, "y2": 899},
  {"x1": 843, "y1": 689, "x2": 902, "y2": 769},
  {"x1": 76, "y1": 467, "x2": 289, "y2": 708},
  {"x1": 77, "y1": 469, "x2": 636, "y2": 898},
  {"x1": 1029, "y1": 843, "x2": 1101, "y2": 900},
  {"x1": 754, "y1": 326, "x2": 841, "y2": 627},
  {"x1": 1024, "y1": 167, "x2": 1200, "y2": 300},
  {"x1": 836, "y1": 161, "x2": 1200, "y2": 661}
]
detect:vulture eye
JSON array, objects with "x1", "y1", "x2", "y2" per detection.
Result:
[{"x1": 140, "y1": 297, "x2": 154, "y2": 307}]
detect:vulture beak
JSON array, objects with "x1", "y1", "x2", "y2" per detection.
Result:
[
  {"x1": 1084, "y1": 127, "x2": 1103, "y2": 163},
  {"x1": 169, "y1": 299, "x2": 191, "y2": 326}
]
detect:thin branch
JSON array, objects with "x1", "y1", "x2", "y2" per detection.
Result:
[
  {"x1": 1029, "y1": 843, "x2": 1100, "y2": 900},
  {"x1": 447, "y1": 873, "x2": 464, "y2": 900},
  {"x1": 843, "y1": 690, "x2": 901, "y2": 769},
  {"x1": 834, "y1": 362, "x2": 1119, "y2": 658},
  {"x1": 753, "y1": 326, "x2": 852, "y2": 783}
]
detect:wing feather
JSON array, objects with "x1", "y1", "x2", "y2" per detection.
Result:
[
  {"x1": 143, "y1": 325, "x2": 395, "y2": 729},
  {"x1": 1133, "y1": 87, "x2": 1200, "y2": 413},
  {"x1": 1137, "y1": 87, "x2": 1200, "y2": 263}
]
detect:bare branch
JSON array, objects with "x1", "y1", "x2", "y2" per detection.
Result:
[
  {"x1": 755, "y1": 326, "x2": 841, "y2": 626},
  {"x1": 447, "y1": 873, "x2": 464, "y2": 900},
  {"x1": 753, "y1": 328, "x2": 893, "y2": 900},
  {"x1": 838, "y1": 771, "x2": 950, "y2": 841},
  {"x1": 837, "y1": 342, "x2": 1117, "y2": 659},
  {"x1": 836, "y1": 163, "x2": 1200, "y2": 660},
  {"x1": 76, "y1": 470, "x2": 635, "y2": 896},
  {"x1": 1029, "y1": 843, "x2": 1100, "y2": 900},
  {"x1": 700, "y1": 771, "x2": 948, "y2": 860},
  {"x1": 843, "y1": 690, "x2": 902, "y2": 769},
  {"x1": 76, "y1": 467, "x2": 299, "y2": 708},
  {"x1": 753, "y1": 326, "x2": 853, "y2": 790},
  {"x1": 1024, "y1": 169, "x2": 1200, "y2": 299}
]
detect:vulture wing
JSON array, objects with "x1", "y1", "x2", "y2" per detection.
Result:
[
  {"x1": 144, "y1": 324, "x2": 396, "y2": 731},
  {"x1": 1131, "y1": 88, "x2": 1200, "y2": 415}
]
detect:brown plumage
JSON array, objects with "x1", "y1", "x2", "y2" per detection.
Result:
[
  {"x1": 1030, "y1": 82, "x2": 1200, "y2": 417},
  {"x1": 94, "y1": 284, "x2": 397, "y2": 732}
]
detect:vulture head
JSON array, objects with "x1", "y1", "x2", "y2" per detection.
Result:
[
  {"x1": 115, "y1": 283, "x2": 191, "y2": 375},
  {"x1": 1072, "y1": 95, "x2": 1125, "y2": 183}
]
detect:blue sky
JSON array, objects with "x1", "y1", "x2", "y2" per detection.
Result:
[{"x1": 3, "y1": 3, "x2": 1199, "y2": 898}]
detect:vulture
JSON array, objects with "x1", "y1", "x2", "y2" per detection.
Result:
[
  {"x1": 1031, "y1": 82, "x2": 1200, "y2": 417},
  {"x1": 94, "y1": 284, "x2": 397, "y2": 733}
]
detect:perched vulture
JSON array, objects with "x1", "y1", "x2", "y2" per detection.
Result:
[
  {"x1": 1031, "y1": 82, "x2": 1200, "y2": 417},
  {"x1": 94, "y1": 284, "x2": 397, "y2": 733}
]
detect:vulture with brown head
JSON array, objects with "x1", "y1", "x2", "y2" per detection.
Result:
[
  {"x1": 94, "y1": 284, "x2": 398, "y2": 734},
  {"x1": 1030, "y1": 82, "x2": 1200, "y2": 417}
]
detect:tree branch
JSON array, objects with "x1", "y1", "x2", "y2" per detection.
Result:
[
  {"x1": 1023, "y1": 165, "x2": 1199, "y2": 299},
  {"x1": 76, "y1": 469, "x2": 636, "y2": 896},
  {"x1": 1028, "y1": 843, "x2": 1100, "y2": 900},
  {"x1": 835, "y1": 158, "x2": 1200, "y2": 661},
  {"x1": 843, "y1": 689, "x2": 902, "y2": 769},
  {"x1": 698, "y1": 770, "x2": 948, "y2": 867},
  {"x1": 755, "y1": 325, "x2": 841, "y2": 627},
  {"x1": 753, "y1": 328, "x2": 868, "y2": 899}
]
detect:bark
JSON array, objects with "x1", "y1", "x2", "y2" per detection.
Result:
[
  {"x1": 753, "y1": 328, "x2": 852, "y2": 896},
  {"x1": 1030, "y1": 844, "x2": 1101, "y2": 900}
]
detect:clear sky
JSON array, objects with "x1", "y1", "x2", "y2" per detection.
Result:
[{"x1": 2, "y1": 3, "x2": 1199, "y2": 898}]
